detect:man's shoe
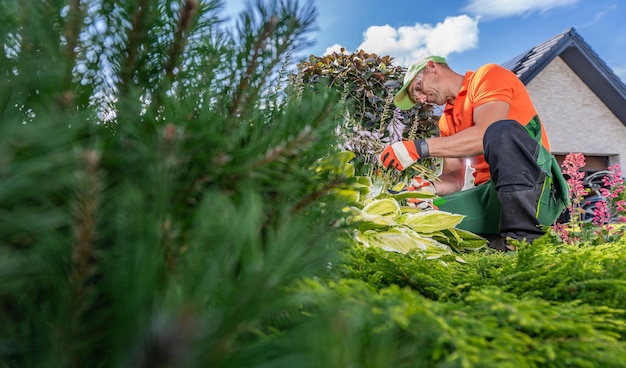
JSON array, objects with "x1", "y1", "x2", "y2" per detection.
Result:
[{"x1": 487, "y1": 237, "x2": 516, "y2": 252}]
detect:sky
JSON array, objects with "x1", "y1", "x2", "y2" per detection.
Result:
[{"x1": 223, "y1": 0, "x2": 626, "y2": 82}]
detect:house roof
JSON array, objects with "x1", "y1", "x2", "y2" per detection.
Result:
[{"x1": 501, "y1": 27, "x2": 626, "y2": 127}]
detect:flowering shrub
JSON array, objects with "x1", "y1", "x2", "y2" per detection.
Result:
[
  {"x1": 552, "y1": 153, "x2": 626, "y2": 244},
  {"x1": 294, "y1": 50, "x2": 439, "y2": 181}
]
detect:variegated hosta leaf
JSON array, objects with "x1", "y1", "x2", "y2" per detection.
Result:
[
  {"x1": 353, "y1": 226, "x2": 453, "y2": 258},
  {"x1": 361, "y1": 198, "x2": 402, "y2": 218},
  {"x1": 390, "y1": 189, "x2": 438, "y2": 201},
  {"x1": 390, "y1": 181, "x2": 406, "y2": 193},
  {"x1": 400, "y1": 206, "x2": 423, "y2": 214},
  {"x1": 397, "y1": 211, "x2": 465, "y2": 234},
  {"x1": 346, "y1": 206, "x2": 398, "y2": 231}
]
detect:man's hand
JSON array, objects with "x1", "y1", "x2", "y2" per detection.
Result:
[
  {"x1": 380, "y1": 140, "x2": 428, "y2": 170},
  {"x1": 407, "y1": 176, "x2": 438, "y2": 210},
  {"x1": 408, "y1": 176, "x2": 436, "y2": 194},
  {"x1": 408, "y1": 198, "x2": 439, "y2": 210}
]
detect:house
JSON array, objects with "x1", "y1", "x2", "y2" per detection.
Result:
[{"x1": 501, "y1": 27, "x2": 626, "y2": 172}]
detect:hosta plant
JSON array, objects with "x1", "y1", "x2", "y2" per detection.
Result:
[
  {"x1": 347, "y1": 196, "x2": 487, "y2": 261},
  {"x1": 328, "y1": 150, "x2": 487, "y2": 260}
]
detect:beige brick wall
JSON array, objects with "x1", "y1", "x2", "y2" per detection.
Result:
[{"x1": 525, "y1": 56, "x2": 626, "y2": 167}]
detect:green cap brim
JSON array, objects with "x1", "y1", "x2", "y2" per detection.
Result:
[{"x1": 393, "y1": 86, "x2": 415, "y2": 110}]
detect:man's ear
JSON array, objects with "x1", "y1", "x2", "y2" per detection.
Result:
[{"x1": 426, "y1": 60, "x2": 436, "y2": 74}]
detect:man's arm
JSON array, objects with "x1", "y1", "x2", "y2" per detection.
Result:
[
  {"x1": 426, "y1": 101, "x2": 511, "y2": 158},
  {"x1": 379, "y1": 101, "x2": 511, "y2": 181},
  {"x1": 433, "y1": 157, "x2": 466, "y2": 195},
  {"x1": 429, "y1": 101, "x2": 510, "y2": 194}
]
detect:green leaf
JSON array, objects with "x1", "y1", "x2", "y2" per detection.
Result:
[
  {"x1": 397, "y1": 211, "x2": 465, "y2": 234},
  {"x1": 390, "y1": 182, "x2": 406, "y2": 193},
  {"x1": 354, "y1": 175, "x2": 373, "y2": 198},
  {"x1": 353, "y1": 226, "x2": 453, "y2": 258},
  {"x1": 390, "y1": 189, "x2": 438, "y2": 201},
  {"x1": 361, "y1": 198, "x2": 402, "y2": 218},
  {"x1": 314, "y1": 151, "x2": 356, "y2": 176},
  {"x1": 443, "y1": 228, "x2": 488, "y2": 250},
  {"x1": 347, "y1": 206, "x2": 398, "y2": 231}
]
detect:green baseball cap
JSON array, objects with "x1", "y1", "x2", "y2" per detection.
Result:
[{"x1": 394, "y1": 55, "x2": 447, "y2": 110}]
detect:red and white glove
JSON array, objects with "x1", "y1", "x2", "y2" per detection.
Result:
[
  {"x1": 406, "y1": 177, "x2": 438, "y2": 210},
  {"x1": 379, "y1": 139, "x2": 429, "y2": 171},
  {"x1": 408, "y1": 198, "x2": 439, "y2": 210},
  {"x1": 408, "y1": 177, "x2": 436, "y2": 194}
]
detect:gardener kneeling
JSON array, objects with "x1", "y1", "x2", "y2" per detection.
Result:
[{"x1": 380, "y1": 56, "x2": 568, "y2": 251}]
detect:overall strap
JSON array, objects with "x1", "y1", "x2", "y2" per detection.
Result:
[
  {"x1": 524, "y1": 114, "x2": 571, "y2": 209},
  {"x1": 523, "y1": 115, "x2": 543, "y2": 144}
]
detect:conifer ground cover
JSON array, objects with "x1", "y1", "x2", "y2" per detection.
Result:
[{"x1": 1, "y1": 1, "x2": 625, "y2": 367}]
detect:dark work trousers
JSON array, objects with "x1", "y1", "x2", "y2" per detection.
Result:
[
  {"x1": 436, "y1": 120, "x2": 551, "y2": 242},
  {"x1": 483, "y1": 120, "x2": 546, "y2": 242}
]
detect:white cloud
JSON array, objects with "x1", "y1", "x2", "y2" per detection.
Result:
[
  {"x1": 426, "y1": 16, "x2": 480, "y2": 58},
  {"x1": 335, "y1": 15, "x2": 479, "y2": 67},
  {"x1": 462, "y1": 0, "x2": 578, "y2": 20},
  {"x1": 323, "y1": 44, "x2": 348, "y2": 55}
]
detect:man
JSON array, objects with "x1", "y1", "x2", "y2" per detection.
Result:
[{"x1": 380, "y1": 55, "x2": 569, "y2": 251}]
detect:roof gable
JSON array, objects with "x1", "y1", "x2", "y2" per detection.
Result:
[{"x1": 502, "y1": 28, "x2": 626, "y2": 127}]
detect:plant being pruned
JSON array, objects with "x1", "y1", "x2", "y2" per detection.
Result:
[{"x1": 293, "y1": 49, "x2": 441, "y2": 182}]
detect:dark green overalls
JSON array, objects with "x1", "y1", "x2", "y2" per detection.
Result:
[{"x1": 434, "y1": 118, "x2": 569, "y2": 239}]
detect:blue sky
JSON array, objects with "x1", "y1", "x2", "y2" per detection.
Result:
[{"x1": 224, "y1": 0, "x2": 626, "y2": 82}]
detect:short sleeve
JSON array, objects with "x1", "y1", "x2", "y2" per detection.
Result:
[{"x1": 469, "y1": 64, "x2": 516, "y2": 108}]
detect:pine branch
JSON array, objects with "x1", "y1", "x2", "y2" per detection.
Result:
[
  {"x1": 159, "y1": 123, "x2": 183, "y2": 277},
  {"x1": 254, "y1": 125, "x2": 313, "y2": 167},
  {"x1": 250, "y1": 89, "x2": 338, "y2": 174},
  {"x1": 241, "y1": 17, "x2": 296, "y2": 112},
  {"x1": 120, "y1": 0, "x2": 150, "y2": 92},
  {"x1": 292, "y1": 176, "x2": 347, "y2": 213},
  {"x1": 17, "y1": 1, "x2": 33, "y2": 55},
  {"x1": 64, "y1": 149, "x2": 102, "y2": 367},
  {"x1": 70, "y1": 149, "x2": 102, "y2": 302},
  {"x1": 62, "y1": 0, "x2": 84, "y2": 109},
  {"x1": 228, "y1": 15, "x2": 277, "y2": 118},
  {"x1": 164, "y1": 0, "x2": 198, "y2": 79}
]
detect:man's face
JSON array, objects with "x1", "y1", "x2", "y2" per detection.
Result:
[
  {"x1": 408, "y1": 63, "x2": 444, "y2": 106},
  {"x1": 408, "y1": 70, "x2": 428, "y2": 105}
]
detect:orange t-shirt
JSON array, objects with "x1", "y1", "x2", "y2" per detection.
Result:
[{"x1": 438, "y1": 63, "x2": 551, "y2": 186}]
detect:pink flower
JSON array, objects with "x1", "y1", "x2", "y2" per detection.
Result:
[
  {"x1": 552, "y1": 222, "x2": 571, "y2": 243},
  {"x1": 561, "y1": 153, "x2": 587, "y2": 221},
  {"x1": 592, "y1": 200, "x2": 610, "y2": 226},
  {"x1": 601, "y1": 164, "x2": 624, "y2": 201},
  {"x1": 555, "y1": 154, "x2": 625, "y2": 243}
]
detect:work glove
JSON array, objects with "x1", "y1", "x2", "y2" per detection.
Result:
[
  {"x1": 408, "y1": 176, "x2": 436, "y2": 194},
  {"x1": 408, "y1": 198, "x2": 439, "y2": 210},
  {"x1": 379, "y1": 139, "x2": 429, "y2": 171},
  {"x1": 407, "y1": 176, "x2": 438, "y2": 210}
]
